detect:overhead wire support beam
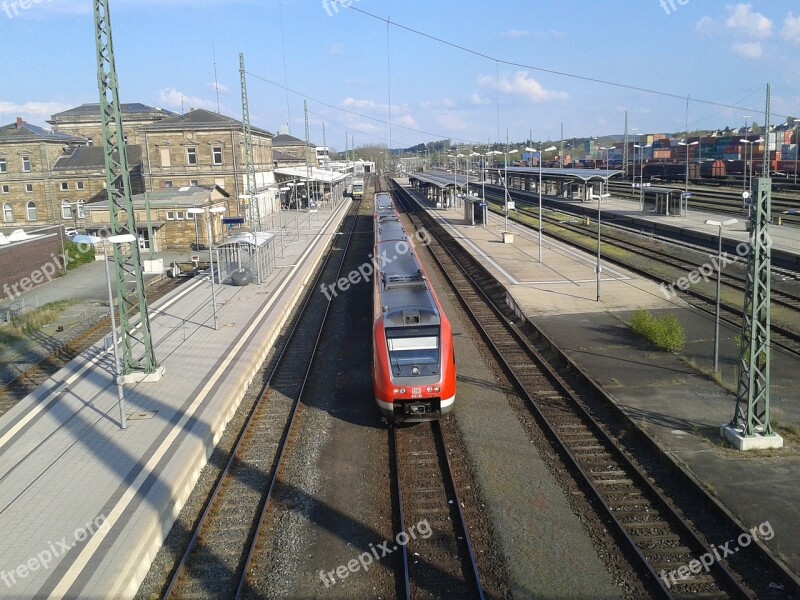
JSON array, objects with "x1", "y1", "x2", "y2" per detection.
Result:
[{"x1": 94, "y1": 0, "x2": 158, "y2": 376}]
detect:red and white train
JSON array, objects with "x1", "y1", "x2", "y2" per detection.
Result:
[{"x1": 372, "y1": 192, "x2": 456, "y2": 422}]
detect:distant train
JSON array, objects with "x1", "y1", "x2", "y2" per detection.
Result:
[
  {"x1": 352, "y1": 178, "x2": 365, "y2": 200},
  {"x1": 372, "y1": 192, "x2": 456, "y2": 422}
]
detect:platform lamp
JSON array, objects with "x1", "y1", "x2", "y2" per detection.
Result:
[
  {"x1": 102, "y1": 233, "x2": 137, "y2": 429},
  {"x1": 678, "y1": 140, "x2": 698, "y2": 217},
  {"x1": 530, "y1": 145, "x2": 557, "y2": 263},
  {"x1": 596, "y1": 147, "x2": 615, "y2": 302},
  {"x1": 187, "y1": 206, "x2": 225, "y2": 330},
  {"x1": 705, "y1": 218, "x2": 738, "y2": 374}
]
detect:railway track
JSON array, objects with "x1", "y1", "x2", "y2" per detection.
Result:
[
  {"x1": 162, "y1": 201, "x2": 360, "y2": 600},
  {"x1": 392, "y1": 421, "x2": 484, "y2": 600},
  {"x1": 391, "y1": 180, "x2": 800, "y2": 599},
  {"x1": 0, "y1": 276, "x2": 183, "y2": 417},
  {"x1": 481, "y1": 187, "x2": 800, "y2": 357},
  {"x1": 607, "y1": 180, "x2": 800, "y2": 226}
]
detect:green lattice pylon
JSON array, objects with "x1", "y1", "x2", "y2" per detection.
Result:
[{"x1": 94, "y1": 0, "x2": 158, "y2": 374}]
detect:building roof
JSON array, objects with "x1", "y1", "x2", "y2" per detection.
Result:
[
  {"x1": 85, "y1": 185, "x2": 230, "y2": 210},
  {"x1": 139, "y1": 109, "x2": 273, "y2": 137},
  {"x1": 49, "y1": 103, "x2": 176, "y2": 119},
  {"x1": 0, "y1": 119, "x2": 85, "y2": 144},
  {"x1": 273, "y1": 133, "x2": 314, "y2": 147},
  {"x1": 274, "y1": 166, "x2": 350, "y2": 184},
  {"x1": 52, "y1": 145, "x2": 143, "y2": 171}
]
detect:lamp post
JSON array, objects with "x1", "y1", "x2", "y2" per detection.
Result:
[
  {"x1": 741, "y1": 115, "x2": 751, "y2": 201},
  {"x1": 678, "y1": 140, "x2": 698, "y2": 217},
  {"x1": 188, "y1": 206, "x2": 226, "y2": 330},
  {"x1": 531, "y1": 145, "x2": 556, "y2": 262},
  {"x1": 705, "y1": 218, "x2": 738, "y2": 374},
  {"x1": 596, "y1": 147, "x2": 615, "y2": 302},
  {"x1": 794, "y1": 122, "x2": 799, "y2": 186},
  {"x1": 102, "y1": 233, "x2": 137, "y2": 429}
]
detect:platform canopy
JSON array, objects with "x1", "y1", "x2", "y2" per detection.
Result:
[
  {"x1": 274, "y1": 166, "x2": 350, "y2": 184},
  {"x1": 409, "y1": 171, "x2": 476, "y2": 189},
  {"x1": 491, "y1": 167, "x2": 624, "y2": 182}
]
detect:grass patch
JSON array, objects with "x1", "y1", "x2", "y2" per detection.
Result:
[
  {"x1": 0, "y1": 301, "x2": 74, "y2": 341},
  {"x1": 629, "y1": 309, "x2": 686, "y2": 353}
]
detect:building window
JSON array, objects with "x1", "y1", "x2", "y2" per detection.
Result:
[
  {"x1": 189, "y1": 179, "x2": 199, "y2": 187},
  {"x1": 26, "y1": 201, "x2": 37, "y2": 221},
  {"x1": 25, "y1": 184, "x2": 33, "y2": 193},
  {"x1": 21, "y1": 156, "x2": 31, "y2": 172},
  {"x1": 61, "y1": 200, "x2": 73, "y2": 219},
  {"x1": 186, "y1": 147, "x2": 197, "y2": 166},
  {"x1": 60, "y1": 182, "x2": 69, "y2": 191},
  {"x1": 87, "y1": 137, "x2": 93, "y2": 147},
  {"x1": 212, "y1": 147, "x2": 223, "y2": 165},
  {"x1": 76, "y1": 181, "x2": 84, "y2": 191},
  {"x1": 0, "y1": 158, "x2": 6, "y2": 173},
  {"x1": 166, "y1": 211, "x2": 175, "y2": 221},
  {"x1": 1, "y1": 185, "x2": 8, "y2": 194},
  {"x1": 76, "y1": 200, "x2": 85, "y2": 219},
  {"x1": 176, "y1": 211, "x2": 184, "y2": 220},
  {"x1": 2, "y1": 203, "x2": 12, "y2": 222},
  {"x1": 164, "y1": 181, "x2": 173, "y2": 189},
  {"x1": 159, "y1": 148, "x2": 171, "y2": 167}
]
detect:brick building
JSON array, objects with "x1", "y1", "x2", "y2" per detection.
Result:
[{"x1": 0, "y1": 118, "x2": 86, "y2": 230}]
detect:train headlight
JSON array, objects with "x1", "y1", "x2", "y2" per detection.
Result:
[
  {"x1": 411, "y1": 366, "x2": 420, "y2": 375},
  {"x1": 426, "y1": 386, "x2": 433, "y2": 392},
  {"x1": 434, "y1": 386, "x2": 440, "y2": 392},
  {"x1": 393, "y1": 388, "x2": 400, "y2": 394}
]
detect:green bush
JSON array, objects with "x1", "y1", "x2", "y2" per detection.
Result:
[
  {"x1": 629, "y1": 310, "x2": 686, "y2": 353},
  {"x1": 63, "y1": 239, "x2": 95, "y2": 270}
]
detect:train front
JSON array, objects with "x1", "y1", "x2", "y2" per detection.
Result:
[{"x1": 373, "y1": 304, "x2": 456, "y2": 422}]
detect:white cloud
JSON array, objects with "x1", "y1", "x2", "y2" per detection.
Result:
[
  {"x1": 477, "y1": 71, "x2": 569, "y2": 103},
  {"x1": 695, "y1": 16, "x2": 715, "y2": 35},
  {"x1": 782, "y1": 12, "x2": 800, "y2": 45},
  {"x1": 419, "y1": 98, "x2": 456, "y2": 110},
  {"x1": 437, "y1": 113, "x2": 467, "y2": 131},
  {"x1": 0, "y1": 101, "x2": 73, "y2": 127},
  {"x1": 207, "y1": 82, "x2": 228, "y2": 94},
  {"x1": 155, "y1": 88, "x2": 217, "y2": 112},
  {"x1": 725, "y1": 3, "x2": 773, "y2": 38},
  {"x1": 394, "y1": 114, "x2": 419, "y2": 130},
  {"x1": 500, "y1": 29, "x2": 531, "y2": 38},
  {"x1": 731, "y1": 41, "x2": 763, "y2": 59},
  {"x1": 327, "y1": 43, "x2": 344, "y2": 55},
  {"x1": 469, "y1": 92, "x2": 492, "y2": 106}
]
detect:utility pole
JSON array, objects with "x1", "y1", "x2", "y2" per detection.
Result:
[
  {"x1": 93, "y1": 0, "x2": 160, "y2": 378},
  {"x1": 623, "y1": 111, "x2": 629, "y2": 176},
  {"x1": 304, "y1": 100, "x2": 312, "y2": 205},
  {"x1": 239, "y1": 52, "x2": 260, "y2": 231},
  {"x1": 560, "y1": 122, "x2": 564, "y2": 168},
  {"x1": 725, "y1": 83, "x2": 783, "y2": 451}
]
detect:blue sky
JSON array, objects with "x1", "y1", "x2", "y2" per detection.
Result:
[{"x1": 1, "y1": 0, "x2": 799, "y2": 151}]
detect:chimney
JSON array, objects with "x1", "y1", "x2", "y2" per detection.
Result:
[{"x1": 16, "y1": 117, "x2": 23, "y2": 128}]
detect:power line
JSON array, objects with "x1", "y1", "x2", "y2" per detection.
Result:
[{"x1": 330, "y1": 0, "x2": 789, "y2": 120}]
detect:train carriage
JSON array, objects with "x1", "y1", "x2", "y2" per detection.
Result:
[{"x1": 372, "y1": 192, "x2": 456, "y2": 422}]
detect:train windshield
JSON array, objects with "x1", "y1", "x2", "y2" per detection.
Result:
[{"x1": 386, "y1": 326, "x2": 440, "y2": 377}]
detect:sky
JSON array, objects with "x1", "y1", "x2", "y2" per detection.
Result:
[{"x1": 1, "y1": 0, "x2": 799, "y2": 152}]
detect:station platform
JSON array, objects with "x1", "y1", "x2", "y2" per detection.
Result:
[
  {"x1": 0, "y1": 201, "x2": 351, "y2": 599},
  {"x1": 488, "y1": 182, "x2": 800, "y2": 267},
  {"x1": 399, "y1": 182, "x2": 800, "y2": 578}
]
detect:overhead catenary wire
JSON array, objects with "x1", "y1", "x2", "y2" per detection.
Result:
[{"x1": 328, "y1": 0, "x2": 790, "y2": 121}]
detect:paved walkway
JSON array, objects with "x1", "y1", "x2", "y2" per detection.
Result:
[
  {"x1": 404, "y1": 184, "x2": 800, "y2": 578},
  {"x1": 0, "y1": 202, "x2": 351, "y2": 599}
]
